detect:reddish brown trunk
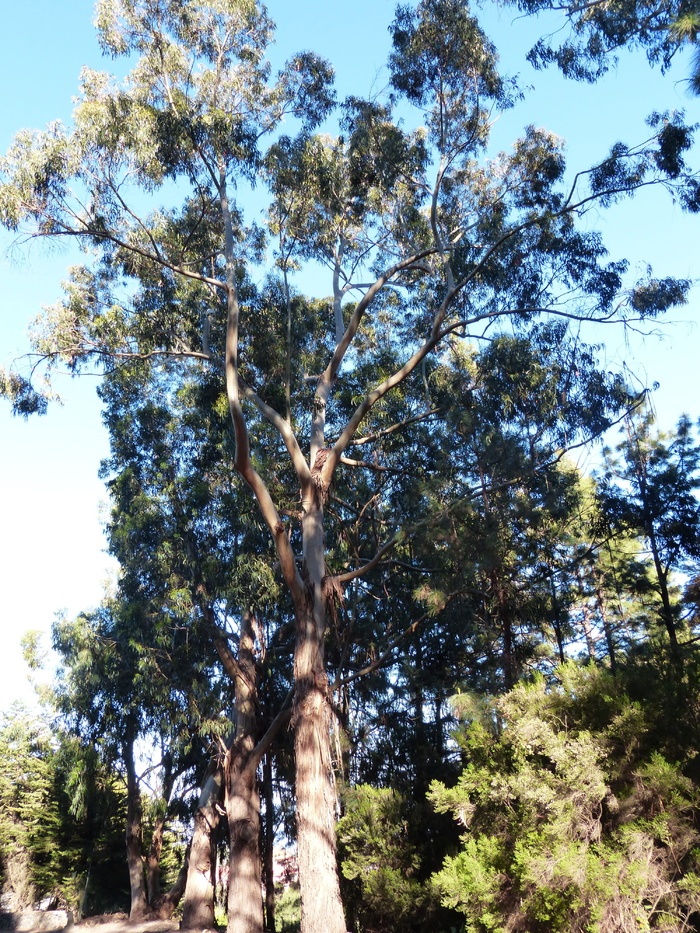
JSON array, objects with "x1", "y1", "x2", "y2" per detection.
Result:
[
  {"x1": 226, "y1": 749, "x2": 263, "y2": 933},
  {"x1": 226, "y1": 610, "x2": 264, "y2": 933},
  {"x1": 293, "y1": 597, "x2": 346, "y2": 933}
]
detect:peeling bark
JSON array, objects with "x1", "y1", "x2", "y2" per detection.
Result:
[
  {"x1": 293, "y1": 622, "x2": 346, "y2": 933},
  {"x1": 293, "y1": 493, "x2": 346, "y2": 933}
]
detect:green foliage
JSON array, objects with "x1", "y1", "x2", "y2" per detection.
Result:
[
  {"x1": 275, "y1": 883, "x2": 301, "y2": 933},
  {"x1": 2, "y1": 1, "x2": 700, "y2": 928},
  {"x1": 430, "y1": 665, "x2": 700, "y2": 932},
  {"x1": 337, "y1": 785, "x2": 448, "y2": 932},
  {"x1": 502, "y1": 0, "x2": 696, "y2": 80},
  {"x1": 597, "y1": 410, "x2": 700, "y2": 659},
  {"x1": 0, "y1": 707, "x2": 128, "y2": 914},
  {"x1": 0, "y1": 707, "x2": 64, "y2": 908}
]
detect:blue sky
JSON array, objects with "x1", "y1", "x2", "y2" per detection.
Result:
[{"x1": 0, "y1": 0, "x2": 698, "y2": 711}]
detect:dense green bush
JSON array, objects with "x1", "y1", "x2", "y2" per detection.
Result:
[
  {"x1": 337, "y1": 784, "x2": 457, "y2": 932},
  {"x1": 430, "y1": 665, "x2": 700, "y2": 932}
]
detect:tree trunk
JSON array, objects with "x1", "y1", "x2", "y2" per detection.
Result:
[
  {"x1": 494, "y1": 577, "x2": 516, "y2": 691},
  {"x1": 412, "y1": 639, "x2": 428, "y2": 800},
  {"x1": 293, "y1": 596, "x2": 346, "y2": 933},
  {"x1": 579, "y1": 602, "x2": 598, "y2": 662},
  {"x1": 649, "y1": 528, "x2": 681, "y2": 662},
  {"x1": 181, "y1": 760, "x2": 223, "y2": 929},
  {"x1": 262, "y1": 751, "x2": 276, "y2": 933},
  {"x1": 146, "y1": 812, "x2": 165, "y2": 905},
  {"x1": 124, "y1": 734, "x2": 148, "y2": 922},
  {"x1": 226, "y1": 609, "x2": 264, "y2": 933},
  {"x1": 152, "y1": 855, "x2": 190, "y2": 920},
  {"x1": 226, "y1": 751, "x2": 263, "y2": 933}
]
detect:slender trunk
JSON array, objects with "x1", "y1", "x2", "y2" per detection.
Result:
[
  {"x1": 579, "y1": 602, "x2": 598, "y2": 663},
  {"x1": 412, "y1": 640, "x2": 428, "y2": 800},
  {"x1": 152, "y1": 856, "x2": 190, "y2": 920},
  {"x1": 550, "y1": 578, "x2": 566, "y2": 666},
  {"x1": 262, "y1": 752, "x2": 275, "y2": 933},
  {"x1": 181, "y1": 760, "x2": 224, "y2": 929},
  {"x1": 649, "y1": 530, "x2": 680, "y2": 661},
  {"x1": 124, "y1": 734, "x2": 148, "y2": 922},
  {"x1": 145, "y1": 758, "x2": 176, "y2": 911},
  {"x1": 594, "y1": 581, "x2": 618, "y2": 675},
  {"x1": 495, "y1": 579, "x2": 515, "y2": 691},
  {"x1": 226, "y1": 610, "x2": 264, "y2": 933},
  {"x1": 632, "y1": 440, "x2": 681, "y2": 666},
  {"x1": 226, "y1": 751, "x2": 262, "y2": 933},
  {"x1": 552, "y1": 616, "x2": 566, "y2": 666},
  {"x1": 434, "y1": 693, "x2": 444, "y2": 766},
  {"x1": 146, "y1": 813, "x2": 165, "y2": 905}
]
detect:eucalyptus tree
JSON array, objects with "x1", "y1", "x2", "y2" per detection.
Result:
[
  {"x1": 52, "y1": 596, "x2": 216, "y2": 921},
  {"x1": 501, "y1": 0, "x2": 700, "y2": 85},
  {"x1": 1, "y1": 0, "x2": 697, "y2": 929},
  {"x1": 98, "y1": 359, "x2": 294, "y2": 933}
]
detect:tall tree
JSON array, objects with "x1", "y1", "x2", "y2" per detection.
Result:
[
  {"x1": 98, "y1": 358, "x2": 294, "y2": 932},
  {"x1": 597, "y1": 410, "x2": 700, "y2": 663},
  {"x1": 1, "y1": 1, "x2": 696, "y2": 929},
  {"x1": 53, "y1": 596, "x2": 214, "y2": 921}
]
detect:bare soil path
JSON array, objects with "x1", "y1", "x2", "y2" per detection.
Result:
[
  {"x1": 0, "y1": 911, "x2": 222, "y2": 933},
  {"x1": 74, "y1": 919, "x2": 220, "y2": 933},
  {"x1": 74, "y1": 920, "x2": 181, "y2": 933}
]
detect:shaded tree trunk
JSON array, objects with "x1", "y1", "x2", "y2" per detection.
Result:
[
  {"x1": 648, "y1": 524, "x2": 680, "y2": 661},
  {"x1": 594, "y1": 576, "x2": 618, "y2": 676},
  {"x1": 579, "y1": 602, "x2": 598, "y2": 662},
  {"x1": 226, "y1": 751, "x2": 262, "y2": 933},
  {"x1": 181, "y1": 758, "x2": 224, "y2": 929},
  {"x1": 124, "y1": 731, "x2": 148, "y2": 922},
  {"x1": 226, "y1": 610, "x2": 263, "y2": 933},
  {"x1": 146, "y1": 756, "x2": 175, "y2": 909},
  {"x1": 146, "y1": 813, "x2": 165, "y2": 905},
  {"x1": 411, "y1": 639, "x2": 429, "y2": 801},
  {"x1": 152, "y1": 857, "x2": 190, "y2": 920},
  {"x1": 262, "y1": 751, "x2": 275, "y2": 933}
]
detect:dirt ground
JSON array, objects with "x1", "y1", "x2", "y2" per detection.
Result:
[
  {"x1": 0, "y1": 911, "x2": 222, "y2": 933},
  {"x1": 73, "y1": 917, "x2": 218, "y2": 933}
]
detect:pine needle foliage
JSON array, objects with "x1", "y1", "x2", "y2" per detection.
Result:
[{"x1": 430, "y1": 664, "x2": 700, "y2": 933}]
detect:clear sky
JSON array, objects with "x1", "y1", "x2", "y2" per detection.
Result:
[{"x1": 0, "y1": 0, "x2": 698, "y2": 712}]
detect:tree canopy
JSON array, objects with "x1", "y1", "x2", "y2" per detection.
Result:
[{"x1": 1, "y1": 1, "x2": 699, "y2": 931}]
